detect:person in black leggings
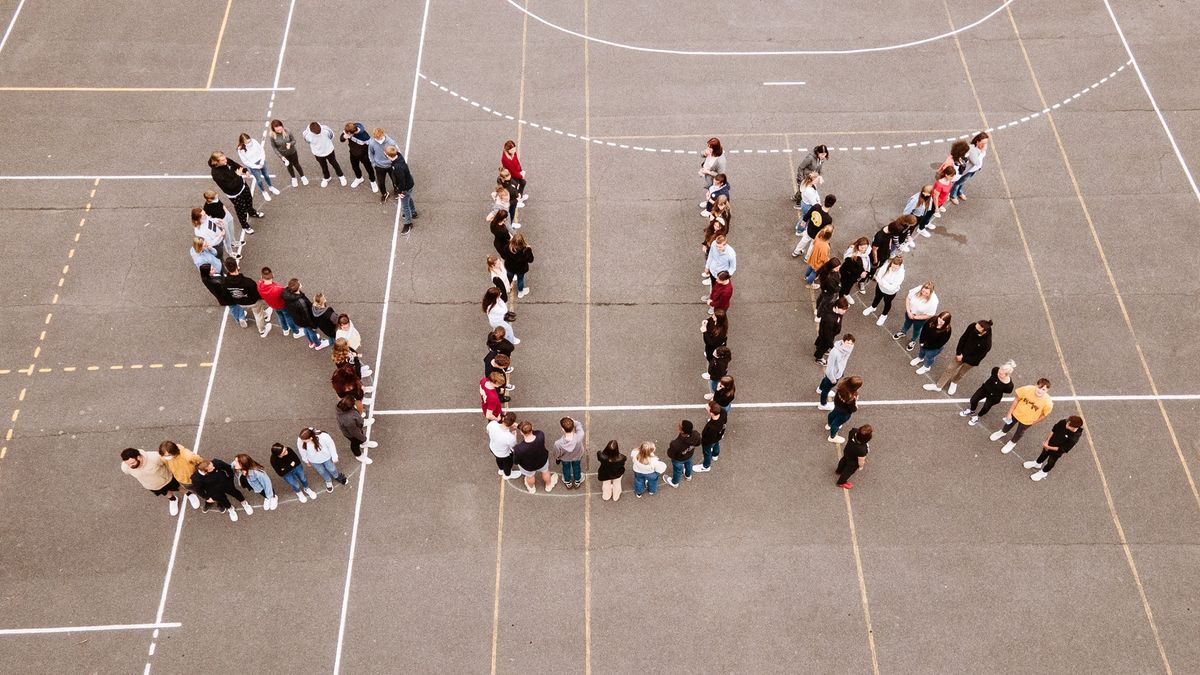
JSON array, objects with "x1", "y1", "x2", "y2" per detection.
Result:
[
  {"x1": 208, "y1": 151, "x2": 263, "y2": 234},
  {"x1": 959, "y1": 360, "x2": 1016, "y2": 426}
]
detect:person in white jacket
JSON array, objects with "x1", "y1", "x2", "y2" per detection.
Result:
[
  {"x1": 862, "y1": 256, "x2": 905, "y2": 327},
  {"x1": 236, "y1": 133, "x2": 281, "y2": 201},
  {"x1": 297, "y1": 427, "x2": 348, "y2": 492},
  {"x1": 302, "y1": 122, "x2": 347, "y2": 188},
  {"x1": 482, "y1": 287, "x2": 519, "y2": 344},
  {"x1": 817, "y1": 335, "x2": 855, "y2": 410},
  {"x1": 631, "y1": 441, "x2": 667, "y2": 497}
]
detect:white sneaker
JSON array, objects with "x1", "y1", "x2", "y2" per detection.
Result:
[
  {"x1": 862, "y1": 306, "x2": 875, "y2": 316},
  {"x1": 815, "y1": 387, "x2": 823, "y2": 394},
  {"x1": 339, "y1": 175, "x2": 348, "y2": 186},
  {"x1": 351, "y1": 177, "x2": 364, "y2": 188},
  {"x1": 928, "y1": 220, "x2": 938, "y2": 228},
  {"x1": 664, "y1": 476, "x2": 678, "y2": 488},
  {"x1": 968, "y1": 416, "x2": 979, "y2": 426},
  {"x1": 701, "y1": 372, "x2": 710, "y2": 380},
  {"x1": 510, "y1": 337, "x2": 521, "y2": 345},
  {"x1": 990, "y1": 430, "x2": 1006, "y2": 441},
  {"x1": 260, "y1": 323, "x2": 273, "y2": 338},
  {"x1": 846, "y1": 296, "x2": 855, "y2": 305},
  {"x1": 919, "y1": 229, "x2": 931, "y2": 238},
  {"x1": 262, "y1": 499, "x2": 272, "y2": 511},
  {"x1": 701, "y1": 277, "x2": 712, "y2": 286},
  {"x1": 304, "y1": 487, "x2": 318, "y2": 500},
  {"x1": 958, "y1": 409, "x2": 972, "y2": 417},
  {"x1": 357, "y1": 453, "x2": 374, "y2": 464},
  {"x1": 817, "y1": 402, "x2": 833, "y2": 411},
  {"x1": 909, "y1": 357, "x2": 922, "y2": 367},
  {"x1": 361, "y1": 367, "x2": 374, "y2": 378},
  {"x1": 693, "y1": 465, "x2": 711, "y2": 473},
  {"x1": 238, "y1": 319, "x2": 248, "y2": 328},
  {"x1": 242, "y1": 501, "x2": 253, "y2": 515},
  {"x1": 300, "y1": 175, "x2": 310, "y2": 186},
  {"x1": 296, "y1": 490, "x2": 308, "y2": 503},
  {"x1": 703, "y1": 393, "x2": 714, "y2": 401},
  {"x1": 363, "y1": 398, "x2": 373, "y2": 406},
  {"x1": 511, "y1": 222, "x2": 521, "y2": 230},
  {"x1": 526, "y1": 483, "x2": 536, "y2": 494},
  {"x1": 1001, "y1": 441, "x2": 1016, "y2": 454},
  {"x1": 875, "y1": 315, "x2": 887, "y2": 326},
  {"x1": 315, "y1": 339, "x2": 330, "y2": 350},
  {"x1": 546, "y1": 474, "x2": 559, "y2": 492},
  {"x1": 363, "y1": 385, "x2": 375, "y2": 393},
  {"x1": 915, "y1": 366, "x2": 930, "y2": 375},
  {"x1": 228, "y1": 508, "x2": 239, "y2": 522},
  {"x1": 364, "y1": 440, "x2": 378, "y2": 448},
  {"x1": 363, "y1": 418, "x2": 375, "y2": 427},
  {"x1": 370, "y1": 182, "x2": 379, "y2": 193},
  {"x1": 320, "y1": 178, "x2": 331, "y2": 188},
  {"x1": 292, "y1": 331, "x2": 304, "y2": 339},
  {"x1": 828, "y1": 435, "x2": 845, "y2": 444},
  {"x1": 168, "y1": 497, "x2": 180, "y2": 516},
  {"x1": 947, "y1": 383, "x2": 958, "y2": 396},
  {"x1": 262, "y1": 191, "x2": 272, "y2": 202},
  {"x1": 1023, "y1": 461, "x2": 1043, "y2": 470},
  {"x1": 187, "y1": 492, "x2": 200, "y2": 509},
  {"x1": 1030, "y1": 470, "x2": 1048, "y2": 481},
  {"x1": 923, "y1": 383, "x2": 940, "y2": 391},
  {"x1": 291, "y1": 177, "x2": 299, "y2": 188},
  {"x1": 517, "y1": 288, "x2": 530, "y2": 298},
  {"x1": 270, "y1": 495, "x2": 279, "y2": 509},
  {"x1": 269, "y1": 186, "x2": 281, "y2": 195}
]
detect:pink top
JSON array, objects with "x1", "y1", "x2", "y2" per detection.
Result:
[{"x1": 932, "y1": 179, "x2": 952, "y2": 207}]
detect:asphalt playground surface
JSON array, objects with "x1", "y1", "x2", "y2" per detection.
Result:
[{"x1": 1, "y1": 0, "x2": 1199, "y2": 673}]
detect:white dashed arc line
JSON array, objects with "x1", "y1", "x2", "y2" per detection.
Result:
[
  {"x1": 417, "y1": 61, "x2": 1130, "y2": 156},
  {"x1": 503, "y1": 0, "x2": 1014, "y2": 56}
]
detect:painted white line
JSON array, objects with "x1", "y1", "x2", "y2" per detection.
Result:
[
  {"x1": 505, "y1": 0, "x2": 1012, "y2": 56},
  {"x1": 0, "y1": 0, "x2": 28, "y2": 56},
  {"x1": 371, "y1": 393, "x2": 1200, "y2": 416},
  {"x1": 332, "y1": 0, "x2": 431, "y2": 672},
  {"x1": 0, "y1": 174, "x2": 219, "y2": 181},
  {"x1": 0, "y1": 86, "x2": 294, "y2": 92},
  {"x1": 763, "y1": 81, "x2": 807, "y2": 86},
  {"x1": 417, "y1": 59, "x2": 1128, "y2": 156},
  {"x1": 0, "y1": 622, "x2": 181, "y2": 636},
  {"x1": 1100, "y1": 0, "x2": 1200, "y2": 205},
  {"x1": 259, "y1": 0, "x2": 298, "y2": 141}
]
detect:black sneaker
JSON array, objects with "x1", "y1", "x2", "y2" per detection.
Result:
[
  {"x1": 336, "y1": 475, "x2": 348, "y2": 485},
  {"x1": 243, "y1": 227, "x2": 255, "y2": 235},
  {"x1": 411, "y1": 211, "x2": 420, "y2": 219},
  {"x1": 217, "y1": 505, "x2": 227, "y2": 514},
  {"x1": 380, "y1": 192, "x2": 389, "y2": 203},
  {"x1": 906, "y1": 341, "x2": 916, "y2": 351},
  {"x1": 401, "y1": 223, "x2": 412, "y2": 234},
  {"x1": 201, "y1": 502, "x2": 211, "y2": 513}
]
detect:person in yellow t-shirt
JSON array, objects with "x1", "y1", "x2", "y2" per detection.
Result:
[
  {"x1": 158, "y1": 440, "x2": 206, "y2": 510},
  {"x1": 989, "y1": 378, "x2": 1053, "y2": 454}
]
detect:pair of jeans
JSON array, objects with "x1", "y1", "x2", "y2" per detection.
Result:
[
  {"x1": 315, "y1": 152, "x2": 344, "y2": 179},
  {"x1": 280, "y1": 150, "x2": 305, "y2": 177},
  {"x1": 229, "y1": 304, "x2": 246, "y2": 323},
  {"x1": 311, "y1": 459, "x2": 344, "y2": 483},
  {"x1": 282, "y1": 465, "x2": 309, "y2": 492},
  {"x1": 827, "y1": 409, "x2": 853, "y2": 438},
  {"x1": 513, "y1": 273, "x2": 525, "y2": 292},
  {"x1": 247, "y1": 166, "x2": 273, "y2": 190},
  {"x1": 818, "y1": 376, "x2": 835, "y2": 405},
  {"x1": 300, "y1": 327, "x2": 321, "y2": 346},
  {"x1": 949, "y1": 171, "x2": 975, "y2": 199},
  {"x1": 275, "y1": 308, "x2": 297, "y2": 333},
  {"x1": 561, "y1": 459, "x2": 582, "y2": 483},
  {"x1": 919, "y1": 346, "x2": 943, "y2": 368},
  {"x1": 804, "y1": 265, "x2": 818, "y2": 284},
  {"x1": 399, "y1": 190, "x2": 416, "y2": 224},
  {"x1": 671, "y1": 458, "x2": 693, "y2": 483},
  {"x1": 701, "y1": 442, "x2": 720, "y2": 468},
  {"x1": 900, "y1": 315, "x2": 925, "y2": 341},
  {"x1": 633, "y1": 471, "x2": 659, "y2": 495},
  {"x1": 795, "y1": 203, "x2": 813, "y2": 234}
]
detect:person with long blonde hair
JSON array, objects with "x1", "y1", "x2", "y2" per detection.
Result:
[{"x1": 631, "y1": 441, "x2": 667, "y2": 497}]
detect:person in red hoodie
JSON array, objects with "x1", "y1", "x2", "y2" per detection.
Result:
[
  {"x1": 705, "y1": 270, "x2": 733, "y2": 314},
  {"x1": 257, "y1": 267, "x2": 300, "y2": 339},
  {"x1": 500, "y1": 140, "x2": 527, "y2": 205}
]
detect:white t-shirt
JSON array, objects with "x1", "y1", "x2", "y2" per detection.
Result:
[
  {"x1": 906, "y1": 287, "x2": 940, "y2": 316},
  {"x1": 966, "y1": 144, "x2": 987, "y2": 174},
  {"x1": 486, "y1": 420, "x2": 517, "y2": 458}
]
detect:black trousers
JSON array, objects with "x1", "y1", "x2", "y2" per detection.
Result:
[
  {"x1": 495, "y1": 454, "x2": 514, "y2": 476},
  {"x1": 207, "y1": 485, "x2": 245, "y2": 510},
  {"x1": 968, "y1": 392, "x2": 1001, "y2": 417},
  {"x1": 374, "y1": 166, "x2": 394, "y2": 193},
  {"x1": 281, "y1": 150, "x2": 305, "y2": 177},
  {"x1": 348, "y1": 150, "x2": 376, "y2": 181},
  {"x1": 1035, "y1": 449, "x2": 1064, "y2": 472},
  {"x1": 228, "y1": 188, "x2": 255, "y2": 228},
  {"x1": 835, "y1": 456, "x2": 859, "y2": 485},
  {"x1": 814, "y1": 332, "x2": 835, "y2": 360},
  {"x1": 511, "y1": 176, "x2": 526, "y2": 196},
  {"x1": 871, "y1": 287, "x2": 896, "y2": 315},
  {"x1": 348, "y1": 437, "x2": 363, "y2": 457},
  {"x1": 315, "y1": 152, "x2": 344, "y2": 179}
]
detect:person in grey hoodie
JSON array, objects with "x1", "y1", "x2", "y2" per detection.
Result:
[
  {"x1": 817, "y1": 334, "x2": 855, "y2": 410},
  {"x1": 336, "y1": 396, "x2": 376, "y2": 464},
  {"x1": 552, "y1": 417, "x2": 586, "y2": 489},
  {"x1": 368, "y1": 127, "x2": 398, "y2": 201}
]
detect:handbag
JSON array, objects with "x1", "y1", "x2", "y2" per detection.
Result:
[{"x1": 503, "y1": 311, "x2": 517, "y2": 322}]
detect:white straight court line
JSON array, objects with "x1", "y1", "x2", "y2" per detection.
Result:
[
  {"x1": 371, "y1": 393, "x2": 1200, "y2": 416},
  {"x1": 762, "y1": 81, "x2": 806, "y2": 86},
  {"x1": 331, "y1": 0, "x2": 432, "y2": 672},
  {"x1": 0, "y1": 174, "x2": 260, "y2": 181},
  {"x1": 0, "y1": 622, "x2": 182, "y2": 636},
  {"x1": 1099, "y1": 0, "x2": 1200, "y2": 205},
  {"x1": 0, "y1": 86, "x2": 294, "y2": 92},
  {"x1": 0, "y1": 0, "x2": 28, "y2": 56}
]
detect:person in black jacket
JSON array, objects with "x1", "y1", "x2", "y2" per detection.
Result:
[
  {"x1": 220, "y1": 257, "x2": 270, "y2": 335},
  {"x1": 336, "y1": 396, "x2": 376, "y2": 464},
  {"x1": 503, "y1": 233, "x2": 535, "y2": 299},
  {"x1": 486, "y1": 326, "x2": 515, "y2": 358},
  {"x1": 694, "y1": 401, "x2": 727, "y2": 472},
  {"x1": 192, "y1": 459, "x2": 251, "y2": 521},
  {"x1": 959, "y1": 360, "x2": 1016, "y2": 426},
  {"x1": 208, "y1": 151, "x2": 263, "y2": 234},
  {"x1": 597, "y1": 440, "x2": 627, "y2": 502},
  {"x1": 311, "y1": 293, "x2": 339, "y2": 342},
  {"x1": 270, "y1": 443, "x2": 318, "y2": 502},
  {"x1": 911, "y1": 312, "x2": 952, "y2": 375},
  {"x1": 815, "y1": 297, "x2": 848, "y2": 364},
  {"x1": 199, "y1": 264, "x2": 233, "y2": 306},
  {"x1": 283, "y1": 278, "x2": 325, "y2": 349},
  {"x1": 836, "y1": 425, "x2": 872, "y2": 489},
  {"x1": 664, "y1": 420, "x2": 702, "y2": 488},
  {"x1": 702, "y1": 310, "x2": 728, "y2": 363},
  {"x1": 1024, "y1": 416, "x2": 1083, "y2": 481},
  {"x1": 827, "y1": 376, "x2": 862, "y2": 444},
  {"x1": 926, "y1": 319, "x2": 992, "y2": 395},
  {"x1": 704, "y1": 346, "x2": 731, "y2": 392},
  {"x1": 384, "y1": 145, "x2": 419, "y2": 233}
]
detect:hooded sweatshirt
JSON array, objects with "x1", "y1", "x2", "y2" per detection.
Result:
[
  {"x1": 312, "y1": 303, "x2": 338, "y2": 338},
  {"x1": 824, "y1": 340, "x2": 853, "y2": 381},
  {"x1": 340, "y1": 123, "x2": 371, "y2": 159},
  {"x1": 297, "y1": 430, "x2": 339, "y2": 464},
  {"x1": 210, "y1": 160, "x2": 246, "y2": 197},
  {"x1": 237, "y1": 139, "x2": 267, "y2": 170},
  {"x1": 221, "y1": 272, "x2": 261, "y2": 306},
  {"x1": 336, "y1": 406, "x2": 366, "y2": 443},
  {"x1": 552, "y1": 419, "x2": 586, "y2": 463},
  {"x1": 200, "y1": 264, "x2": 234, "y2": 305},
  {"x1": 302, "y1": 124, "x2": 336, "y2": 157},
  {"x1": 875, "y1": 264, "x2": 906, "y2": 296},
  {"x1": 257, "y1": 279, "x2": 286, "y2": 310}
]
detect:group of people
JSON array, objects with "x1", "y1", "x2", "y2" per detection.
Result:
[{"x1": 794, "y1": 135, "x2": 1082, "y2": 486}]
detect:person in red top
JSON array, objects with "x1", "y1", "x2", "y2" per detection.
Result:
[
  {"x1": 480, "y1": 371, "x2": 504, "y2": 421},
  {"x1": 930, "y1": 165, "x2": 955, "y2": 223},
  {"x1": 706, "y1": 270, "x2": 733, "y2": 314},
  {"x1": 500, "y1": 140, "x2": 527, "y2": 204},
  {"x1": 257, "y1": 267, "x2": 298, "y2": 338}
]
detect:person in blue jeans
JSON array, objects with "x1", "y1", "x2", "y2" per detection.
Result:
[
  {"x1": 385, "y1": 146, "x2": 419, "y2": 234},
  {"x1": 693, "y1": 401, "x2": 727, "y2": 473},
  {"x1": 826, "y1": 376, "x2": 863, "y2": 444},
  {"x1": 296, "y1": 427, "x2": 348, "y2": 492},
  {"x1": 552, "y1": 417, "x2": 586, "y2": 489},
  {"x1": 631, "y1": 442, "x2": 666, "y2": 497},
  {"x1": 910, "y1": 312, "x2": 952, "y2": 375},
  {"x1": 269, "y1": 443, "x2": 318, "y2": 502},
  {"x1": 664, "y1": 419, "x2": 701, "y2": 488},
  {"x1": 892, "y1": 282, "x2": 939, "y2": 351}
]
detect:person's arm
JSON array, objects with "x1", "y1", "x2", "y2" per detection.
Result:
[
  {"x1": 726, "y1": 249, "x2": 736, "y2": 276},
  {"x1": 857, "y1": 455, "x2": 866, "y2": 469},
  {"x1": 1042, "y1": 432, "x2": 1059, "y2": 452}
]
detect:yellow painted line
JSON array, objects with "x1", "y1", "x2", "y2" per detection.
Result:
[
  {"x1": 207, "y1": 0, "x2": 235, "y2": 89},
  {"x1": 78, "y1": 218, "x2": 85, "y2": 227},
  {"x1": 37, "y1": 368, "x2": 51, "y2": 373},
  {"x1": 10, "y1": 410, "x2": 18, "y2": 422},
  {"x1": 44, "y1": 313, "x2": 52, "y2": 325},
  {"x1": 173, "y1": 363, "x2": 187, "y2": 368},
  {"x1": 86, "y1": 366, "x2": 99, "y2": 371},
  {"x1": 62, "y1": 265, "x2": 69, "y2": 274},
  {"x1": 843, "y1": 488, "x2": 881, "y2": 674},
  {"x1": 57, "y1": 278, "x2": 64, "y2": 287},
  {"x1": 38, "y1": 331, "x2": 45, "y2": 341},
  {"x1": 129, "y1": 364, "x2": 143, "y2": 370},
  {"x1": 74, "y1": 232, "x2": 80, "y2": 242},
  {"x1": 19, "y1": 365, "x2": 33, "y2": 375},
  {"x1": 199, "y1": 362, "x2": 213, "y2": 367},
  {"x1": 581, "y1": 4, "x2": 594, "y2": 674},
  {"x1": 488, "y1": 478, "x2": 506, "y2": 675},
  {"x1": 149, "y1": 363, "x2": 164, "y2": 369},
  {"x1": 590, "y1": 129, "x2": 969, "y2": 141},
  {"x1": 31, "y1": 346, "x2": 40, "y2": 359},
  {"x1": 0, "y1": 370, "x2": 8, "y2": 375},
  {"x1": 93, "y1": 178, "x2": 100, "y2": 187},
  {"x1": 51, "y1": 294, "x2": 59, "y2": 304},
  {"x1": 89, "y1": 189, "x2": 96, "y2": 198},
  {"x1": 62, "y1": 367, "x2": 76, "y2": 372},
  {"x1": 67, "y1": 249, "x2": 75, "y2": 258},
  {"x1": 84, "y1": 203, "x2": 91, "y2": 212},
  {"x1": 110, "y1": 365, "x2": 123, "y2": 370},
  {"x1": 0, "y1": 446, "x2": 6, "y2": 459},
  {"x1": 18, "y1": 389, "x2": 26, "y2": 402},
  {"x1": 3, "y1": 429, "x2": 9, "y2": 441},
  {"x1": 944, "y1": 3, "x2": 1173, "y2": 672}
]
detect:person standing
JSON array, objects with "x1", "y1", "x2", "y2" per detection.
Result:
[
  {"x1": 157, "y1": 440, "x2": 204, "y2": 510},
  {"x1": 1024, "y1": 416, "x2": 1083, "y2": 481},
  {"x1": 336, "y1": 313, "x2": 365, "y2": 355},
  {"x1": 513, "y1": 421, "x2": 558, "y2": 493},
  {"x1": 893, "y1": 282, "x2": 939, "y2": 350},
  {"x1": 269, "y1": 120, "x2": 308, "y2": 187},
  {"x1": 814, "y1": 297, "x2": 848, "y2": 365},
  {"x1": 795, "y1": 145, "x2": 828, "y2": 191},
  {"x1": 802, "y1": 226, "x2": 835, "y2": 285},
  {"x1": 869, "y1": 219, "x2": 904, "y2": 270},
  {"x1": 257, "y1": 267, "x2": 298, "y2": 338},
  {"x1": 487, "y1": 255, "x2": 510, "y2": 303},
  {"x1": 340, "y1": 122, "x2": 378, "y2": 191},
  {"x1": 693, "y1": 401, "x2": 727, "y2": 472},
  {"x1": 862, "y1": 256, "x2": 905, "y2": 327},
  {"x1": 501, "y1": 140, "x2": 529, "y2": 203},
  {"x1": 191, "y1": 207, "x2": 231, "y2": 264},
  {"x1": 336, "y1": 396, "x2": 377, "y2": 464},
  {"x1": 792, "y1": 171, "x2": 820, "y2": 223},
  {"x1": 221, "y1": 257, "x2": 271, "y2": 336},
  {"x1": 208, "y1": 151, "x2": 263, "y2": 235},
  {"x1": 386, "y1": 145, "x2": 418, "y2": 234},
  {"x1": 705, "y1": 271, "x2": 733, "y2": 314},
  {"x1": 302, "y1": 122, "x2": 347, "y2": 187},
  {"x1": 120, "y1": 447, "x2": 182, "y2": 515},
  {"x1": 826, "y1": 376, "x2": 862, "y2": 444},
  {"x1": 702, "y1": 310, "x2": 728, "y2": 363},
  {"x1": 840, "y1": 238, "x2": 871, "y2": 301},
  {"x1": 236, "y1": 133, "x2": 280, "y2": 202},
  {"x1": 910, "y1": 312, "x2": 952, "y2": 375},
  {"x1": 487, "y1": 412, "x2": 519, "y2": 479},
  {"x1": 959, "y1": 360, "x2": 1017, "y2": 426},
  {"x1": 793, "y1": 194, "x2": 836, "y2": 258},
  {"x1": 270, "y1": 442, "x2": 319, "y2": 502},
  {"x1": 703, "y1": 346, "x2": 731, "y2": 391},
  {"x1": 552, "y1": 417, "x2": 586, "y2": 489},
  {"x1": 700, "y1": 173, "x2": 731, "y2": 215},
  {"x1": 835, "y1": 425, "x2": 872, "y2": 489},
  {"x1": 201, "y1": 190, "x2": 239, "y2": 250},
  {"x1": 926, "y1": 320, "x2": 993, "y2": 395},
  {"x1": 483, "y1": 287, "x2": 518, "y2": 345},
  {"x1": 903, "y1": 185, "x2": 937, "y2": 240},
  {"x1": 930, "y1": 165, "x2": 955, "y2": 221},
  {"x1": 191, "y1": 458, "x2": 253, "y2": 521},
  {"x1": 990, "y1": 378, "x2": 1054, "y2": 454},
  {"x1": 189, "y1": 236, "x2": 223, "y2": 274},
  {"x1": 664, "y1": 420, "x2": 701, "y2": 488},
  {"x1": 597, "y1": 441, "x2": 626, "y2": 502},
  {"x1": 709, "y1": 376, "x2": 735, "y2": 413},
  {"x1": 199, "y1": 264, "x2": 234, "y2": 309},
  {"x1": 480, "y1": 371, "x2": 505, "y2": 421},
  {"x1": 283, "y1": 278, "x2": 325, "y2": 349},
  {"x1": 631, "y1": 442, "x2": 667, "y2": 498},
  {"x1": 698, "y1": 137, "x2": 726, "y2": 189},
  {"x1": 232, "y1": 454, "x2": 277, "y2": 510},
  {"x1": 368, "y1": 127, "x2": 399, "y2": 201},
  {"x1": 703, "y1": 234, "x2": 736, "y2": 286},
  {"x1": 311, "y1": 293, "x2": 340, "y2": 344},
  {"x1": 950, "y1": 133, "x2": 988, "y2": 203},
  {"x1": 297, "y1": 427, "x2": 349, "y2": 491},
  {"x1": 817, "y1": 334, "x2": 855, "y2": 410},
  {"x1": 504, "y1": 233, "x2": 534, "y2": 299}
]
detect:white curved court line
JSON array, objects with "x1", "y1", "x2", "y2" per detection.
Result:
[
  {"x1": 505, "y1": 0, "x2": 1012, "y2": 56},
  {"x1": 419, "y1": 60, "x2": 1129, "y2": 156}
]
